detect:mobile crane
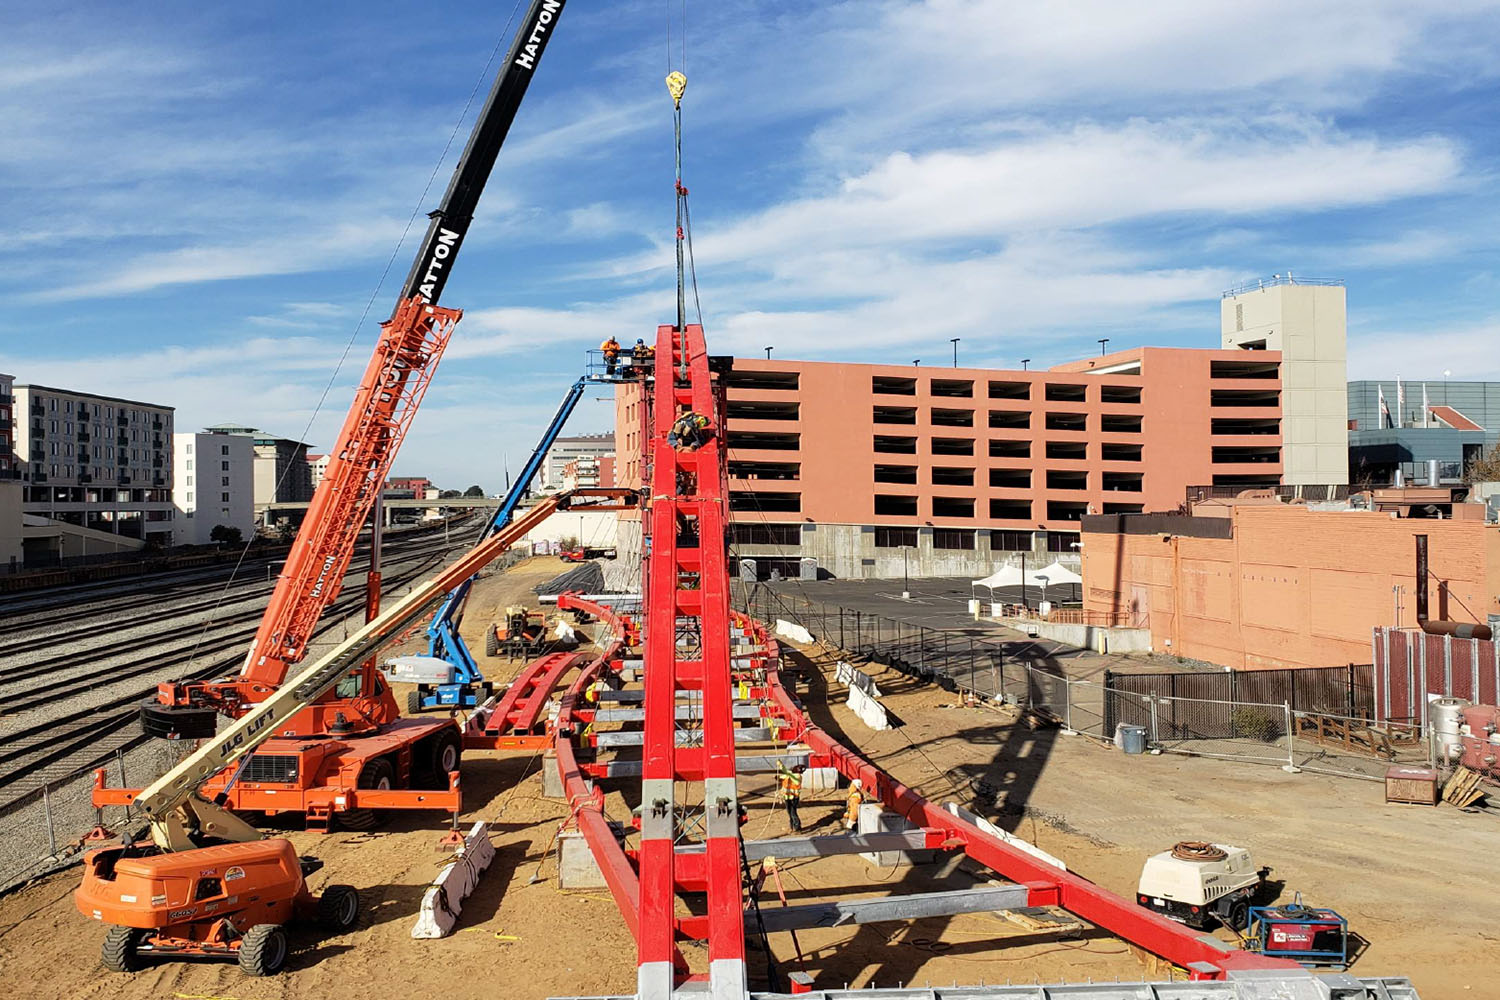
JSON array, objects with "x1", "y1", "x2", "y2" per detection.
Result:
[
  {"x1": 104, "y1": 0, "x2": 572, "y2": 831},
  {"x1": 76, "y1": 494, "x2": 601, "y2": 973}
]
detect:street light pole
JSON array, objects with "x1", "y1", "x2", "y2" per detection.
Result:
[
  {"x1": 950, "y1": 338, "x2": 960, "y2": 367},
  {"x1": 902, "y1": 546, "x2": 910, "y2": 600},
  {"x1": 1098, "y1": 338, "x2": 1109, "y2": 356},
  {"x1": 765, "y1": 347, "x2": 773, "y2": 360},
  {"x1": 1021, "y1": 359, "x2": 1030, "y2": 371}
]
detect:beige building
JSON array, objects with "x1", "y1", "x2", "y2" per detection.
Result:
[
  {"x1": 12, "y1": 384, "x2": 176, "y2": 552},
  {"x1": 173, "y1": 431, "x2": 256, "y2": 545},
  {"x1": 203, "y1": 423, "x2": 315, "y2": 522},
  {"x1": 1220, "y1": 276, "x2": 1348, "y2": 485}
]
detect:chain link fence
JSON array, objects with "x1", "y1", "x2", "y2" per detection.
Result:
[
  {"x1": 0, "y1": 739, "x2": 195, "y2": 895},
  {"x1": 734, "y1": 583, "x2": 1419, "y2": 782}
]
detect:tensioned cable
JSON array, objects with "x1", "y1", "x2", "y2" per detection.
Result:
[{"x1": 184, "y1": 1, "x2": 528, "y2": 671}]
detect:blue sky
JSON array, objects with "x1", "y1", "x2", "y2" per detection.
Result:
[{"x1": 4, "y1": 0, "x2": 1500, "y2": 491}]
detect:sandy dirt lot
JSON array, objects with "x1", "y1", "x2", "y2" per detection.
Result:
[{"x1": 0, "y1": 564, "x2": 1493, "y2": 997}]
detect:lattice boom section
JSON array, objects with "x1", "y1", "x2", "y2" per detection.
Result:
[{"x1": 243, "y1": 297, "x2": 461, "y2": 682}]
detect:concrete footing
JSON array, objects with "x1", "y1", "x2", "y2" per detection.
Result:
[
  {"x1": 541, "y1": 749, "x2": 565, "y2": 800},
  {"x1": 558, "y1": 830, "x2": 607, "y2": 888},
  {"x1": 857, "y1": 804, "x2": 935, "y2": 866}
]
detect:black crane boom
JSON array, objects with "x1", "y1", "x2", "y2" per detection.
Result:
[{"x1": 399, "y1": 0, "x2": 568, "y2": 305}]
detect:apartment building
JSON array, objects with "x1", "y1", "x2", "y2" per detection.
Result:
[
  {"x1": 615, "y1": 278, "x2": 1349, "y2": 579},
  {"x1": 12, "y1": 384, "x2": 176, "y2": 546},
  {"x1": 203, "y1": 424, "x2": 315, "y2": 520},
  {"x1": 0, "y1": 373, "x2": 18, "y2": 566},
  {"x1": 0, "y1": 372, "x2": 17, "y2": 481},
  {"x1": 307, "y1": 452, "x2": 331, "y2": 488},
  {"x1": 540, "y1": 432, "x2": 614, "y2": 491},
  {"x1": 560, "y1": 454, "x2": 615, "y2": 490},
  {"x1": 172, "y1": 431, "x2": 256, "y2": 545}
]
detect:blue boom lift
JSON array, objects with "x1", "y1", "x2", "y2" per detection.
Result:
[{"x1": 408, "y1": 377, "x2": 590, "y2": 711}]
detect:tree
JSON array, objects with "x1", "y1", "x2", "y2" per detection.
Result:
[
  {"x1": 463, "y1": 484, "x2": 484, "y2": 498},
  {"x1": 1464, "y1": 444, "x2": 1500, "y2": 485},
  {"x1": 438, "y1": 489, "x2": 462, "y2": 499},
  {"x1": 209, "y1": 524, "x2": 243, "y2": 547}
]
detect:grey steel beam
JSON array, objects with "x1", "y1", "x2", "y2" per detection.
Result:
[
  {"x1": 594, "y1": 727, "x2": 775, "y2": 748},
  {"x1": 590, "y1": 703, "x2": 762, "y2": 723},
  {"x1": 588, "y1": 752, "x2": 811, "y2": 779},
  {"x1": 679, "y1": 831, "x2": 933, "y2": 862},
  {"x1": 551, "y1": 975, "x2": 1420, "y2": 998},
  {"x1": 752, "y1": 885, "x2": 1031, "y2": 933}
]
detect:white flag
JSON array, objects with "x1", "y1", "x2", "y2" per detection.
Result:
[
  {"x1": 1422, "y1": 384, "x2": 1430, "y2": 427},
  {"x1": 1396, "y1": 377, "x2": 1405, "y2": 427}
]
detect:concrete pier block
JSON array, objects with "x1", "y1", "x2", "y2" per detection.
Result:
[
  {"x1": 558, "y1": 830, "x2": 607, "y2": 889},
  {"x1": 541, "y1": 749, "x2": 565, "y2": 800},
  {"x1": 857, "y1": 804, "x2": 935, "y2": 867}
]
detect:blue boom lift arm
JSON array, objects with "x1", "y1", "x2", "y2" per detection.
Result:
[{"x1": 416, "y1": 377, "x2": 589, "y2": 708}]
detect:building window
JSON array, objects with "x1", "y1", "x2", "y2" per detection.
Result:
[
  {"x1": 1047, "y1": 532, "x2": 1080, "y2": 553},
  {"x1": 221, "y1": 492, "x2": 230, "y2": 502},
  {"x1": 187, "y1": 492, "x2": 193, "y2": 502},
  {"x1": 931, "y1": 496, "x2": 975, "y2": 518},
  {"x1": 221, "y1": 461, "x2": 229, "y2": 471},
  {"x1": 990, "y1": 529, "x2": 1031, "y2": 551},
  {"x1": 729, "y1": 523, "x2": 800, "y2": 545},
  {"x1": 221, "y1": 476, "x2": 229, "y2": 487},
  {"x1": 221, "y1": 444, "x2": 229, "y2": 455},
  {"x1": 873, "y1": 526, "x2": 918, "y2": 548},
  {"x1": 932, "y1": 528, "x2": 975, "y2": 550},
  {"x1": 873, "y1": 494, "x2": 918, "y2": 516}
]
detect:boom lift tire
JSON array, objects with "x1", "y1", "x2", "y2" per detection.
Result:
[
  {"x1": 341, "y1": 758, "x2": 396, "y2": 830},
  {"x1": 407, "y1": 689, "x2": 424, "y2": 715},
  {"x1": 238, "y1": 924, "x2": 289, "y2": 976},
  {"x1": 101, "y1": 925, "x2": 145, "y2": 973},
  {"x1": 317, "y1": 884, "x2": 361, "y2": 932}
]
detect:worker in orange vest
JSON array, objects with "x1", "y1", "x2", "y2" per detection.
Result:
[
  {"x1": 775, "y1": 761, "x2": 805, "y2": 832},
  {"x1": 600, "y1": 335, "x2": 621, "y2": 376},
  {"x1": 843, "y1": 778, "x2": 864, "y2": 832}
]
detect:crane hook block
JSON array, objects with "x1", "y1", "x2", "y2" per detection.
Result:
[{"x1": 666, "y1": 71, "x2": 687, "y2": 107}]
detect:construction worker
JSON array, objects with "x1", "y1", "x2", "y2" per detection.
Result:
[
  {"x1": 775, "y1": 761, "x2": 805, "y2": 832},
  {"x1": 630, "y1": 338, "x2": 654, "y2": 377},
  {"x1": 600, "y1": 335, "x2": 621, "y2": 376},
  {"x1": 667, "y1": 410, "x2": 711, "y2": 451},
  {"x1": 843, "y1": 778, "x2": 864, "y2": 832}
]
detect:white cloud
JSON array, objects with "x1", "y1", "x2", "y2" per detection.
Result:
[{"x1": 1349, "y1": 320, "x2": 1500, "y2": 381}]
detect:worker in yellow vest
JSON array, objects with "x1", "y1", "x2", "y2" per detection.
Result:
[{"x1": 775, "y1": 761, "x2": 805, "y2": 832}]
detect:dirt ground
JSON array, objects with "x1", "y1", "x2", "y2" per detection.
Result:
[{"x1": 0, "y1": 559, "x2": 1494, "y2": 997}]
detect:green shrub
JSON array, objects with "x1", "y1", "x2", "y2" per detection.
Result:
[{"x1": 1232, "y1": 707, "x2": 1279, "y2": 743}]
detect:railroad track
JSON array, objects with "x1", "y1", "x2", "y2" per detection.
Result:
[
  {"x1": 0, "y1": 535, "x2": 457, "y2": 692},
  {"x1": 0, "y1": 549, "x2": 454, "y2": 812},
  {"x1": 0, "y1": 521, "x2": 465, "y2": 629}
]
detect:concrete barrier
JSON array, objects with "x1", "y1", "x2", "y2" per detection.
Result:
[
  {"x1": 775, "y1": 619, "x2": 814, "y2": 644},
  {"x1": 411, "y1": 821, "x2": 495, "y2": 938},
  {"x1": 941, "y1": 802, "x2": 1067, "y2": 871}
]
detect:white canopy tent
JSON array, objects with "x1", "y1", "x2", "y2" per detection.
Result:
[
  {"x1": 1033, "y1": 561, "x2": 1082, "y2": 586},
  {"x1": 970, "y1": 565, "x2": 1052, "y2": 595},
  {"x1": 1031, "y1": 561, "x2": 1083, "y2": 601}
]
